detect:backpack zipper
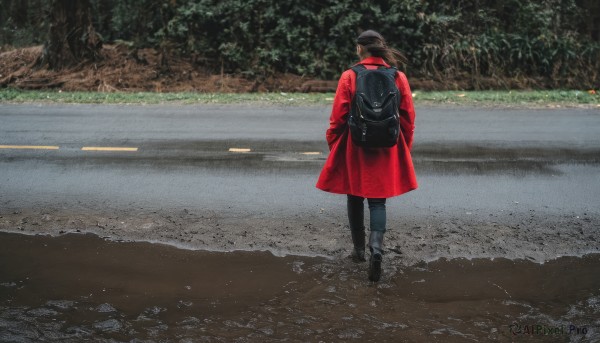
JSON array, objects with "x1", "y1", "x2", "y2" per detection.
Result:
[{"x1": 357, "y1": 96, "x2": 367, "y2": 142}]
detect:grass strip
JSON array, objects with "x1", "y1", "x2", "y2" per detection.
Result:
[
  {"x1": 413, "y1": 90, "x2": 599, "y2": 107},
  {"x1": 1, "y1": 88, "x2": 598, "y2": 107}
]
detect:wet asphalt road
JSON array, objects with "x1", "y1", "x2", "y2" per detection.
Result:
[{"x1": 0, "y1": 103, "x2": 599, "y2": 219}]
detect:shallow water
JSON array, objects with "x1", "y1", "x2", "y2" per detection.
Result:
[{"x1": 1, "y1": 232, "x2": 599, "y2": 342}]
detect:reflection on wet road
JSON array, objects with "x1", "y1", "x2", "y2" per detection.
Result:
[
  {"x1": 1, "y1": 232, "x2": 599, "y2": 342},
  {"x1": 1, "y1": 138, "x2": 599, "y2": 175}
]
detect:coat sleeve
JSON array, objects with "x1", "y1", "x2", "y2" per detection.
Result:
[
  {"x1": 396, "y1": 72, "x2": 416, "y2": 150},
  {"x1": 326, "y1": 71, "x2": 352, "y2": 150}
]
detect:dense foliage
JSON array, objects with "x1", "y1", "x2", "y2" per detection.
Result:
[{"x1": 1, "y1": 0, "x2": 598, "y2": 88}]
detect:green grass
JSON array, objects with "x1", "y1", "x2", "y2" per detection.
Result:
[
  {"x1": 413, "y1": 90, "x2": 600, "y2": 107},
  {"x1": 0, "y1": 88, "x2": 598, "y2": 107},
  {"x1": 0, "y1": 89, "x2": 334, "y2": 105}
]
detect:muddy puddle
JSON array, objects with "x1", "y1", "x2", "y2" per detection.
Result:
[{"x1": 1, "y1": 232, "x2": 599, "y2": 342}]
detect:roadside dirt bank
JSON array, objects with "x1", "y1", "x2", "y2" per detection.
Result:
[{"x1": 1, "y1": 45, "x2": 588, "y2": 92}]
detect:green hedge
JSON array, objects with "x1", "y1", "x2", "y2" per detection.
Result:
[{"x1": 1, "y1": 0, "x2": 599, "y2": 88}]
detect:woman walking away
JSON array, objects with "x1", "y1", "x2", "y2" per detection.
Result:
[{"x1": 316, "y1": 30, "x2": 418, "y2": 282}]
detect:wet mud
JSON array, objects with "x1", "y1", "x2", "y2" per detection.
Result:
[{"x1": 1, "y1": 232, "x2": 599, "y2": 342}]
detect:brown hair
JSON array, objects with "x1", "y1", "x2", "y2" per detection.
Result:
[{"x1": 356, "y1": 30, "x2": 407, "y2": 67}]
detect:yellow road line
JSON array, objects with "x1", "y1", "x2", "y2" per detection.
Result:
[
  {"x1": 229, "y1": 148, "x2": 251, "y2": 153},
  {"x1": 300, "y1": 152, "x2": 322, "y2": 155},
  {"x1": 0, "y1": 145, "x2": 60, "y2": 150},
  {"x1": 81, "y1": 147, "x2": 138, "y2": 152}
]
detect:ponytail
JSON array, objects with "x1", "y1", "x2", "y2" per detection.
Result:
[{"x1": 356, "y1": 30, "x2": 407, "y2": 67}]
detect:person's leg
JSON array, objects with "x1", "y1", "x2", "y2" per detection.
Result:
[
  {"x1": 367, "y1": 198, "x2": 386, "y2": 281},
  {"x1": 347, "y1": 194, "x2": 366, "y2": 262}
]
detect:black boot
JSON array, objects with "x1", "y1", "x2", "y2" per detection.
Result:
[
  {"x1": 368, "y1": 231, "x2": 384, "y2": 282},
  {"x1": 350, "y1": 227, "x2": 366, "y2": 262},
  {"x1": 347, "y1": 195, "x2": 366, "y2": 263}
]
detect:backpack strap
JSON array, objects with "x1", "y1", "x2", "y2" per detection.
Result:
[
  {"x1": 383, "y1": 66, "x2": 399, "y2": 78},
  {"x1": 351, "y1": 64, "x2": 398, "y2": 73},
  {"x1": 350, "y1": 64, "x2": 367, "y2": 75}
]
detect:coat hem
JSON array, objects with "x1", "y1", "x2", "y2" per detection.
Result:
[{"x1": 315, "y1": 185, "x2": 418, "y2": 199}]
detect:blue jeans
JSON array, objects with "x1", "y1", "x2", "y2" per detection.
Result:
[{"x1": 347, "y1": 195, "x2": 386, "y2": 233}]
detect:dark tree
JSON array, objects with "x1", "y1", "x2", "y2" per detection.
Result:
[{"x1": 37, "y1": 0, "x2": 102, "y2": 69}]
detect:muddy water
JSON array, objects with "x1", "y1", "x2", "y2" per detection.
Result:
[{"x1": 1, "y1": 232, "x2": 598, "y2": 342}]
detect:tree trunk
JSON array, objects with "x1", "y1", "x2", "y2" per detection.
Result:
[{"x1": 37, "y1": 0, "x2": 102, "y2": 70}]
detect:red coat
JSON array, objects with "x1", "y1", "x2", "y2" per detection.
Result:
[{"x1": 316, "y1": 56, "x2": 418, "y2": 198}]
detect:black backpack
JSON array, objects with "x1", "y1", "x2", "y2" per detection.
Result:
[{"x1": 348, "y1": 64, "x2": 401, "y2": 148}]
